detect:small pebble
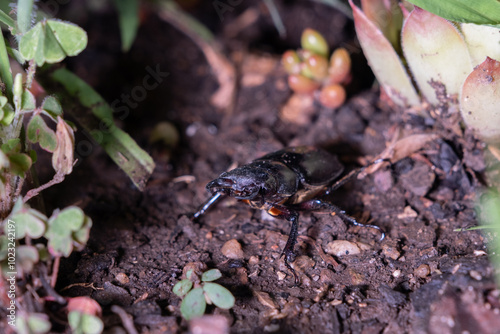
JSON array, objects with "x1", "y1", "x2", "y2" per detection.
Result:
[
  {"x1": 325, "y1": 240, "x2": 361, "y2": 257},
  {"x1": 382, "y1": 245, "x2": 401, "y2": 260},
  {"x1": 392, "y1": 269, "x2": 402, "y2": 278},
  {"x1": 254, "y1": 291, "x2": 277, "y2": 309},
  {"x1": 115, "y1": 273, "x2": 129, "y2": 284},
  {"x1": 264, "y1": 324, "x2": 280, "y2": 332},
  {"x1": 248, "y1": 256, "x2": 260, "y2": 265},
  {"x1": 189, "y1": 315, "x2": 229, "y2": 334},
  {"x1": 414, "y1": 264, "x2": 431, "y2": 278},
  {"x1": 276, "y1": 271, "x2": 286, "y2": 281},
  {"x1": 221, "y1": 239, "x2": 245, "y2": 260},
  {"x1": 469, "y1": 270, "x2": 482, "y2": 281}
]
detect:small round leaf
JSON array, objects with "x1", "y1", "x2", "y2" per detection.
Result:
[
  {"x1": 173, "y1": 279, "x2": 193, "y2": 297},
  {"x1": 201, "y1": 269, "x2": 222, "y2": 282},
  {"x1": 203, "y1": 283, "x2": 235, "y2": 309},
  {"x1": 180, "y1": 287, "x2": 206, "y2": 320},
  {"x1": 42, "y1": 96, "x2": 63, "y2": 117},
  {"x1": 27, "y1": 114, "x2": 57, "y2": 152}
]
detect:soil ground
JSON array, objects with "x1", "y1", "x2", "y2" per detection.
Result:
[{"x1": 40, "y1": 1, "x2": 500, "y2": 333}]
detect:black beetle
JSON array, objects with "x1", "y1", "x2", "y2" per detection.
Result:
[{"x1": 193, "y1": 146, "x2": 386, "y2": 283}]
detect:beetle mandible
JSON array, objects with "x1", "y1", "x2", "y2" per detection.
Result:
[{"x1": 193, "y1": 146, "x2": 386, "y2": 284}]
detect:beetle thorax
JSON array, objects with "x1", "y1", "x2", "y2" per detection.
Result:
[{"x1": 206, "y1": 166, "x2": 277, "y2": 200}]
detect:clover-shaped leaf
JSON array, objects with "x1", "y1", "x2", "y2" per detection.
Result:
[
  {"x1": 67, "y1": 297, "x2": 103, "y2": 334},
  {"x1": 173, "y1": 279, "x2": 193, "y2": 298},
  {"x1": 180, "y1": 287, "x2": 206, "y2": 321},
  {"x1": 201, "y1": 269, "x2": 222, "y2": 282},
  {"x1": 68, "y1": 312, "x2": 103, "y2": 334},
  {"x1": 203, "y1": 282, "x2": 235, "y2": 309},
  {"x1": 27, "y1": 114, "x2": 57, "y2": 152},
  {"x1": 8, "y1": 153, "x2": 32, "y2": 177},
  {"x1": 42, "y1": 96, "x2": 63, "y2": 117},
  {"x1": 0, "y1": 96, "x2": 14, "y2": 125},
  {"x1": 19, "y1": 19, "x2": 88, "y2": 66},
  {"x1": 7, "y1": 207, "x2": 47, "y2": 239},
  {"x1": 22, "y1": 89, "x2": 36, "y2": 111},
  {"x1": 1, "y1": 138, "x2": 21, "y2": 154},
  {"x1": 15, "y1": 312, "x2": 51, "y2": 334},
  {"x1": 46, "y1": 207, "x2": 86, "y2": 257},
  {"x1": 17, "y1": 245, "x2": 39, "y2": 275},
  {"x1": 72, "y1": 215, "x2": 92, "y2": 251}
]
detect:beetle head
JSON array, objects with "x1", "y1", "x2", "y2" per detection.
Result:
[{"x1": 206, "y1": 167, "x2": 276, "y2": 200}]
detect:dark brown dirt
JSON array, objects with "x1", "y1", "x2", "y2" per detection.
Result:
[{"x1": 41, "y1": 1, "x2": 499, "y2": 333}]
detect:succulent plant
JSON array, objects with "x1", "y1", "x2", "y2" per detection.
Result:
[
  {"x1": 281, "y1": 28, "x2": 352, "y2": 109},
  {"x1": 349, "y1": 0, "x2": 500, "y2": 144}
]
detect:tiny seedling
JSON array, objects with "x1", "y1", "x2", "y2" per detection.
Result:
[{"x1": 173, "y1": 268, "x2": 235, "y2": 320}]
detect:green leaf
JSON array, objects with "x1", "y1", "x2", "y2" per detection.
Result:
[
  {"x1": 407, "y1": 0, "x2": 500, "y2": 26},
  {"x1": 202, "y1": 282, "x2": 235, "y2": 309},
  {"x1": 68, "y1": 312, "x2": 104, "y2": 334},
  {"x1": 46, "y1": 20, "x2": 88, "y2": 56},
  {"x1": 17, "y1": 0, "x2": 34, "y2": 34},
  {"x1": 21, "y1": 89, "x2": 36, "y2": 110},
  {"x1": 42, "y1": 95, "x2": 63, "y2": 117},
  {"x1": 112, "y1": 0, "x2": 139, "y2": 52},
  {"x1": 0, "y1": 16, "x2": 13, "y2": 100},
  {"x1": 180, "y1": 288, "x2": 206, "y2": 320},
  {"x1": 0, "y1": 9, "x2": 16, "y2": 30},
  {"x1": 8, "y1": 152, "x2": 32, "y2": 177},
  {"x1": 13, "y1": 73, "x2": 23, "y2": 111},
  {"x1": 17, "y1": 245, "x2": 39, "y2": 274},
  {"x1": 16, "y1": 312, "x2": 51, "y2": 334},
  {"x1": 8, "y1": 208, "x2": 47, "y2": 239},
  {"x1": 46, "y1": 207, "x2": 83, "y2": 256},
  {"x1": 0, "y1": 107, "x2": 14, "y2": 126},
  {"x1": 43, "y1": 68, "x2": 155, "y2": 190},
  {"x1": 72, "y1": 215, "x2": 92, "y2": 246},
  {"x1": 27, "y1": 114, "x2": 57, "y2": 152},
  {"x1": 81, "y1": 314, "x2": 104, "y2": 334},
  {"x1": 1, "y1": 138, "x2": 21, "y2": 154},
  {"x1": 19, "y1": 19, "x2": 87, "y2": 66},
  {"x1": 0, "y1": 98, "x2": 14, "y2": 125},
  {"x1": 173, "y1": 279, "x2": 193, "y2": 297},
  {"x1": 201, "y1": 269, "x2": 222, "y2": 282}
]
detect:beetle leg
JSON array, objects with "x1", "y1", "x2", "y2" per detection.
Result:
[
  {"x1": 192, "y1": 192, "x2": 224, "y2": 220},
  {"x1": 267, "y1": 204, "x2": 300, "y2": 284},
  {"x1": 324, "y1": 158, "x2": 389, "y2": 196},
  {"x1": 297, "y1": 199, "x2": 385, "y2": 241}
]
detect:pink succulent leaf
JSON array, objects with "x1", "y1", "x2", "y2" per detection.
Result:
[
  {"x1": 402, "y1": 7, "x2": 472, "y2": 105},
  {"x1": 360, "y1": 0, "x2": 403, "y2": 51},
  {"x1": 460, "y1": 57, "x2": 500, "y2": 143},
  {"x1": 461, "y1": 23, "x2": 500, "y2": 67},
  {"x1": 350, "y1": 0, "x2": 420, "y2": 107}
]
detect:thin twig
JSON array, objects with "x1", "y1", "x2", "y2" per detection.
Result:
[
  {"x1": 111, "y1": 305, "x2": 139, "y2": 334},
  {"x1": 51, "y1": 256, "x2": 61, "y2": 288},
  {"x1": 23, "y1": 172, "x2": 65, "y2": 203}
]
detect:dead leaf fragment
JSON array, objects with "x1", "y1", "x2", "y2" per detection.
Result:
[{"x1": 52, "y1": 116, "x2": 75, "y2": 175}]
